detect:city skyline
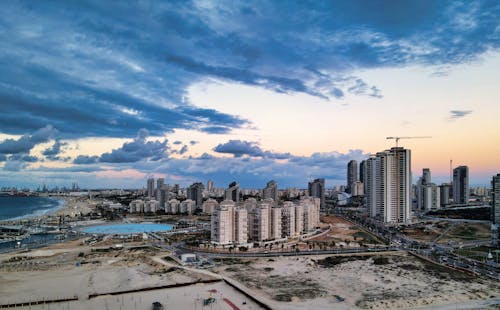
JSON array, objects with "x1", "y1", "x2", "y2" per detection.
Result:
[{"x1": 1, "y1": 1, "x2": 499, "y2": 189}]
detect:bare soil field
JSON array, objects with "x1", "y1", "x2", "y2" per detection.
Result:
[
  {"x1": 210, "y1": 252, "x2": 500, "y2": 309},
  {"x1": 312, "y1": 215, "x2": 383, "y2": 246}
]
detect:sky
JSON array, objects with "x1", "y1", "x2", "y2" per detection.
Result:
[{"x1": 0, "y1": 0, "x2": 499, "y2": 189}]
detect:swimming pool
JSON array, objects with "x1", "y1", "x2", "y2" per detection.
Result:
[{"x1": 82, "y1": 223, "x2": 174, "y2": 234}]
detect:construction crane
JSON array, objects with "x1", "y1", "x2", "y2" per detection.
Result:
[{"x1": 386, "y1": 136, "x2": 431, "y2": 147}]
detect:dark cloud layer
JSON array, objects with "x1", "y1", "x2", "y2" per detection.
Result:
[
  {"x1": 0, "y1": 125, "x2": 57, "y2": 154},
  {"x1": 1, "y1": 1, "x2": 499, "y2": 187},
  {"x1": 1, "y1": 1, "x2": 498, "y2": 140},
  {"x1": 214, "y1": 140, "x2": 291, "y2": 159}
]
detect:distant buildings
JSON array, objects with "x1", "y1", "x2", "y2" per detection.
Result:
[
  {"x1": 366, "y1": 147, "x2": 411, "y2": 224},
  {"x1": 439, "y1": 183, "x2": 451, "y2": 208},
  {"x1": 147, "y1": 178, "x2": 154, "y2": 198},
  {"x1": 225, "y1": 181, "x2": 240, "y2": 202},
  {"x1": 347, "y1": 160, "x2": 358, "y2": 194},
  {"x1": 453, "y1": 166, "x2": 469, "y2": 205},
  {"x1": 187, "y1": 182, "x2": 204, "y2": 208},
  {"x1": 416, "y1": 168, "x2": 440, "y2": 211},
  {"x1": 308, "y1": 178, "x2": 325, "y2": 210},
  {"x1": 202, "y1": 198, "x2": 219, "y2": 214},
  {"x1": 207, "y1": 180, "x2": 214, "y2": 193},
  {"x1": 263, "y1": 180, "x2": 278, "y2": 202},
  {"x1": 492, "y1": 174, "x2": 500, "y2": 247}
]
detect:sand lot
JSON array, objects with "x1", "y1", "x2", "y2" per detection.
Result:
[
  {"x1": 210, "y1": 252, "x2": 500, "y2": 309},
  {"x1": 0, "y1": 245, "x2": 265, "y2": 310}
]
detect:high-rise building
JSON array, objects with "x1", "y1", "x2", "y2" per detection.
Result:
[
  {"x1": 422, "y1": 168, "x2": 431, "y2": 185},
  {"x1": 308, "y1": 178, "x2": 325, "y2": 210},
  {"x1": 491, "y1": 174, "x2": 500, "y2": 247},
  {"x1": 263, "y1": 180, "x2": 278, "y2": 202},
  {"x1": 366, "y1": 147, "x2": 412, "y2": 224},
  {"x1": 156, "y1": 178, "x2": 164, "y2": 200},
  {"x1": 207, "y1": 180, "x2": 214, "y2": 193},
  {"x1": 188, "y1": 182, "x2": 204, "y2": 208},
  {"x1": 366, "y1": 156, "x2": 378, "y2": 217},
  {"x1": 224, "y1": 181, "x2": 240, "y2": 202},
  {"x1": 439, "y1": 183, "x2": 451, "y2": 208},
  {"x1": 347, "y1": 160, "x2": 358, "y2": 194},
  {"x1": 360, "y1": 160, "x2": 367, "y2": 193},
  {"x1": 453, "y1": 166, "x2": 469, "y2": 205},
  {"x1": 416, "y1": 168, "x2": 431, "y2": 210},
  {"x1": 147, "y1": 178, "x2": 155, "y2": 198}
]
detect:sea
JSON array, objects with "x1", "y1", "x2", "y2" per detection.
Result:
[{"x1": 0, "y1": 196, "x2": 64, "y2": 221}]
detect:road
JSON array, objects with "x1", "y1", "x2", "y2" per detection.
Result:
[{"x1": 332, "y1": 210, "x2": 500, "y2": 281}]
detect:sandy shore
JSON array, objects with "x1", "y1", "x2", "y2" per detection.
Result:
[{"x1": 52, "y1": 197, "x2": 95, "y2": 218}]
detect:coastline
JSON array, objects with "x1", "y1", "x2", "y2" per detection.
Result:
[
  {"x1": 0, "y1": 196, "x2": 94, "y2": 224},
  {"x1": 0, "y1": 196, "x2": 66, "y2": 222}
]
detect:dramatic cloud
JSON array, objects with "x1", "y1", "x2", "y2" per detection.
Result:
[
  {"x1": 42, "y1": 140, "x2": 68, "y2": 160},
  {"x1": 0, "y1": 1, "x2": 497, "y2": 140},
  {"x1": 213, "y1": 140, "x2": 291, "y2": 159},
  {"x1": 74, "y1": 129, "x2": 169, "y2": 164},
  {"x1": 0, "y1": 1, "x2": 499, "y2": 187},
  {"x1": 450, "y1": 110, "x2": 473, "y2": 120},
  {"x1": 8, "y1": 154, "x2": 39, "y2": 162},
  {"x1": 0, "y1": 125, "x2": 57, "y2": 154},
  {"x1": 73, "y1": 155, "x2": 99, "y2": 165},
  {"x1": 3, "y1": 160, "x2": 29, "y2": 172}
]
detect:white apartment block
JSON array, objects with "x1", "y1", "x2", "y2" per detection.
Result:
[
  {"x1": 281, "y1": 202, "x2": 296, "y2": 237},
  {"x1": 129, "y1": 200, "x2": 144, "y2": 213},
  {"x1": 202, "y1": 198, "x2": 219, "y2": 214},
  {"x1": 167, "y1": 199, "x2": 180, "y2": 214},
  {"x1": 270, "y1": 207, "x2": 282, "y2": 239},
  {"x1": 423, "y1": 184, "x2": 440, "y2": 211},
  {"x1": 144, "y1": 200, "x2": 159, "y2": 213},
  {"x1": 181, "y1": 199, "x2": 196, "y2": 215},
  {"x1": 294, "y1": 204, "x2": 304, "y2": 234},
  {"x1": 211, "y1": 202, "x2": 233, "y2": 245},
  {"x1": 234, "y1": 208, "x2": 248, "y2": 244},
  {"x1": 248, "y1": 203, "x2": 270, "y2": 242}
]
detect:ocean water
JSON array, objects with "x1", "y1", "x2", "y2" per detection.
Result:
[
  {"x1": 82, "y1": 223, "x2": 174, "y2": 234},
  {"x1": 0, "y1": 196, "x2": 64, "y2": 221}
]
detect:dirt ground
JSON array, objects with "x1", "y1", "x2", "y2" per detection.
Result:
[
  {"x1": 311, "y1": 215, "x2": 383, "y2": 246},
  {"x1": 210, "y1": 252, "x2": 500, "y2": 310}
]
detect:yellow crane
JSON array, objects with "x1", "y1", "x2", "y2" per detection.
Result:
[{"x1": 386, "y1": 136, "x2": 431, "y2": 147}]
